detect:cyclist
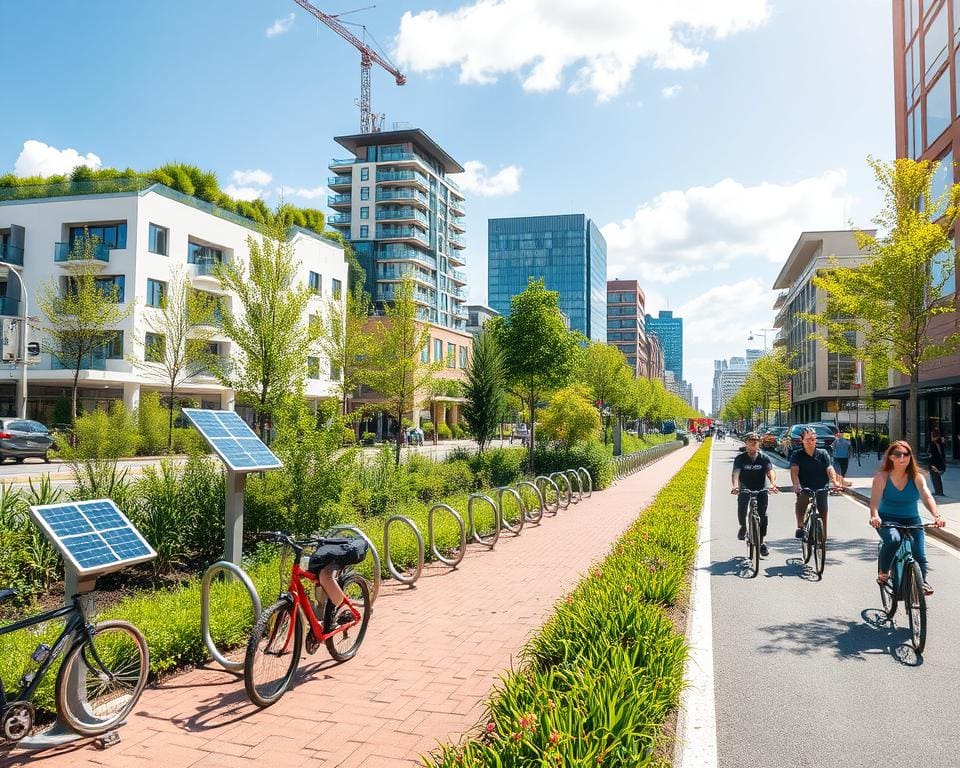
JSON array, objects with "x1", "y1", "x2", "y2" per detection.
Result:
[
  {"x1": 869, "y1": 440, "x2": 945, "y2": 595},
  {"x1": 731, "y1": 432, "x2": 780, "y2": 557},
  {"x1": 789, "y1": 426, "x2": 842, "y2": 540}
]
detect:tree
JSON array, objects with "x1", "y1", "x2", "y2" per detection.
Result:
[
  {"x1": 538, "y1": 385, "x2": 601, "y2": 448},
  {"x1": 361, "y1": 277, "x2": 441, "y2": 465},
  {"x1": 462, "y1": 330, "x2": 506, "y2": 452},
  {"x1": 37, "y1": 228, "x2": 131, "y2": 421},
  {"x1": 579, "y1": 342, "x2": 631, "y2": 444},
  {"x1": 137, "y1": 268, "x2": 219, "y2": 451},
  {"x1": 491, "y1": 278, "x2": 582, "y2": 470},
  {"x1": 809, "y1": 157, "x2": 960, "y2": 449},
  {"x1": 314, "y1": 286, "x2": 373, "y2": 418},
  {"x1": 216, "y1": 212, "x2": 317, "y2": 438}
]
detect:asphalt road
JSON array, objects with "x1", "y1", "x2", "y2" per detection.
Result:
[{"x1": 709, "y1": 441, "x2": 960, "y2": 767}]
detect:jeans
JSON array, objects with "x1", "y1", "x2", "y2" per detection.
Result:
[
  {"x1": 878, "y1": 519, "x2": 928, "y2": 578},
  {"x1": 738, "y1": 491, "x2": 769, "y2": 539}
]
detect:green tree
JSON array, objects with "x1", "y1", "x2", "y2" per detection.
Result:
[
  {"x1": 137, "y1": 269, "x2": 219, "y2": 451},
  {"x1": 361, "y1": 277, "x2": 441, "y2": 465},
  {"x1": 810, "y1": 157, "x2": 960, "y2": 449},
  {"x1": 462, "y1": 330, "x2": 506, "y2": 452},
  {"x1": 314, "y1": 287, "x2": 373, "y2": 418},
  {"x1": 538, "y1": 385, "x2": 601, "y2": 448},
  {"x1": 37, "y1": 229, "x2": 131, "y2": 420},
  {"x1": 491, "y1": 278, "x2": 582, "y2": 469},
  {"x1": 579, "y1": 342, "x2": 631, "y2": 443},
  {"x1": 216, "y1": 213, "x2": 318, "y2": 438}
]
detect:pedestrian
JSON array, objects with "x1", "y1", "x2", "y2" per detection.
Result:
[
  {"x1": 928, "y1": 428, "x2": 947, "y2": 497},
  {"x1": 833, "y1": 430, "x2": 851, "y2": 484}
]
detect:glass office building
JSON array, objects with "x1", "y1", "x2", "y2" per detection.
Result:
[
  {"x1": 487, "y1": 214, "x2": 607, "y2": 341},
  {"x1": 645, "y1": 310, "x2": 683, "y2": 381}
]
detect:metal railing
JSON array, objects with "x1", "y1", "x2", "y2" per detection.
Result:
[{"x1": 612, "y1": 440, "x2": 683, "y2": 480}]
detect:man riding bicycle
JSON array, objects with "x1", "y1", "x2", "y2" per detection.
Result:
[
  {"x1": 731, "y1": 432, "x2": 780, "y2": 557},
  {"x1": 789, "y1": 426, "x2": 842, "y2": 540}
]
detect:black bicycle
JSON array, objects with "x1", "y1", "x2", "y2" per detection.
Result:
[
  {"x1": 734, "y1": 488, "x2": 765, "y2": 577},
  {"x1": 878, "y1": 523, "x2": 930, "y2": 654},
  {"x1": 798, "y1": 485, "x2": 831, "y2": 579},
  {"x1": 0, "y1": 588, "x2": 148, "y2": 742}
]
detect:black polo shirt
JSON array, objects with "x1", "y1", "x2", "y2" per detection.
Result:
[
  {"x1": 733, "y1": 450, "x2": 773, "y2": 491},
  {"x1": 790, "y1": 447, "x2": 832, "y2": 490}
]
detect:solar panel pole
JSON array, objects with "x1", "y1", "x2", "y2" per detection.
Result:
[{"x1": 225, "y1": 470, "x2": 245, "y2": 565}]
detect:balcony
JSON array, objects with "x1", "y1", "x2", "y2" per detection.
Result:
[
  {"x1": 377, "y1": 266, "x2": 436, "y2": 288},
  {"x1": 190, "y1": 257, "x2": 224, "y2": 289},
  {"x1": 449, "y1": 235, "x2": 466, "y2": 249},
  {"x1": 773, "y1": 290, "x2": 788, "y2": 310},
  {"x1": 448, "y1": 250, "x2": 467, "y2": 267},
  {"x1": 376, "y1": 225, "x2": 430, "y2": 246},
  {"x1": 451, "y1": 286, "x2": 465, "y2": 299},
  {"x1": 0, "y1": 243, "x2": 23, "y2": 266},
  {"x1": 377, "y1": 245, "x2": 437, "y2": 268},
  {"x1": 375, "y1": 208, "x2": 429, "y2": 226},
  {"x1": 50, "y1": 351, "x2": 109, "y2": 371},
  {"x1": 376, "y1": 187, "x2": 429, "y2": 208},
  {"x1": 329, "y1": 157, "x2": 354, "y2": 170},
  {"x1": 377, "y1": 170, "x2": 428, "y2": 189},
  {"x1": 449, "y1": 269, "x2": 467, "y2": 284},
  {"x1": 449, "y1": 216, "x2": 466, "y2": 233},
  {"x1": 327, "y1": 175, "x2": 351, "y2": 189},
  {"x1": 0, "y1": 297, "x2": 19, "y2": 316},
  {"x1": 450, "y1": 197, "x2": 466, "y2": 215},
  {"x1": 54, "y1": 241, "x2": 110, "y2": 266},
  {"x1": 328, "y1": 214, "x2": 352, "y2": 228},
  {"x1": 377, "y1": 287, "x2": 435, "y2": 306},
  {"x1": 327, "y1": 194, "x2": 352, "y2": 208},
  {"x1": 379, "y1": 150, "x2": 432, "y2": 172}
]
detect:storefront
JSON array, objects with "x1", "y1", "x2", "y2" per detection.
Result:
[{"x1": 875, "y1": 377, "x2": 960, "y2": 461}]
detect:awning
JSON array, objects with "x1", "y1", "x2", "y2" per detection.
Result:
[{"x1": 873, "y1": 374, "x2": 960, "y2": 401}]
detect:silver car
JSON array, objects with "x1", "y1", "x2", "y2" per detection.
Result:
[{"x1": 0, "y1": 419, "x2": 54, "y2": 462}]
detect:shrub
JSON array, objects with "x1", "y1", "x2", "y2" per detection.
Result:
[
  {"x1": 342, "y1": 427, "x2": 356, "y2": 445},
  {"x1": 538, "y1": 385, "x2": 601, "y2": 448},
  {"x1": 437, "y1": 423, "x2": 452, "y2": 440},
  {"x1": 58, "y1": 402, "x2": 140, "y2": 461},
  {"x1": 137, "y1": 391, "x2": 169, "y2": 455},
  {"x1": 422, "y1": 420, "x2": 435, "y2": 437},
  {"x1": 535, "y1": 440, "x2": 614, "y2": 490},
  {"x1": 172, "y1": 427, "x2": 205, "y2": 454}
]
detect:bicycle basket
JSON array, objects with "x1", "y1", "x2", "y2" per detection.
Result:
[{"x1": 307, "y1": 538, "x2": 369, "y2": 573}]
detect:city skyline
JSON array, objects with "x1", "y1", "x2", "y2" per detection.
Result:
[{"x1": 0, "y1": 1, "x2": 894, "y2": 403}]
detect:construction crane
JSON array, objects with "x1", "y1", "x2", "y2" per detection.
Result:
[{"x1": 292, "y1": 0, "x2": 406, "y2": 133}]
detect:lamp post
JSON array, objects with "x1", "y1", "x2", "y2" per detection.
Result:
[{"x1": 0, "y1": 264, "x2": 28, "y2": 418}]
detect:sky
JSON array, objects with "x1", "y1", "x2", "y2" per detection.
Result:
[{"x1": 0, "y1": 0, "x2": 896, "y2": 408}]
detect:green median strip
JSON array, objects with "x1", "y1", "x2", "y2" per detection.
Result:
[{"x1": 422, "y1": 438, "x2": 711, "y2": 768}]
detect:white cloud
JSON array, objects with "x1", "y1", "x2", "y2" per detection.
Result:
[
  {"x1": 232, "y1": 169, "x2": 272, "y2": 186},
  {"x1": 276, "y1": 185, "x2": 327, "y2": 200},
  {"x1": 14, "y1": 140, "x2": 102, "y2": 177},
  {"x1": 395, "y1": 0, "x2": 770, "y2": 101},
  {"x1": 223, "y1": 184, "x2": 267, "y2": 201},
  {"x1": 601, "y1": 170, "x2": 852, "y2": 285},
  {"x1": 661, "y1": 84, "x2": 682, "y2": 98},
  {"x1": 452, "y1": 160, "x2": 522, "y2": 197},
  {"x1": 266, "y1": 13, "x2": 295, "y2": 38}
]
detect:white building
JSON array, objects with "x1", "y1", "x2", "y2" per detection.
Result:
[{"x1": 0, "y1": 183, "x2": 348, "y2": 423}]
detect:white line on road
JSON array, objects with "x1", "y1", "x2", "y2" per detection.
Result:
[{"x1": 674, "y1": 442, "x2": 718, "y2": 768}]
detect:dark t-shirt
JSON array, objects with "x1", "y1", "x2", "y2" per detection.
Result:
[
  {"x1": 790, "y1": 447, "x2": 832, "y2": 490},
  {"x1": 733, "y1": 450, "x2": 773, "y2": 491}
]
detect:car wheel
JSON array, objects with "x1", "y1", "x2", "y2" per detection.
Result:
[{"x1": 14, "y1": 457, "x2": 24, "y2": 464}]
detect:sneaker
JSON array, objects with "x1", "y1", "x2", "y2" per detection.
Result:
[
  {"x1": 737, "y1": 525, "x2": 746, "y2": 541},
  {"x1": 795, "y1": 528, "x2": 804, "y2": 539},
  {"x1": 923, "y1": 582, "x2": 934, "y2": 596},
  {"x1": 759, "y1": 543, "x2": 769, "y2": 558}
]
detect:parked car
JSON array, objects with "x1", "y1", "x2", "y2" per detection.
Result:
[
  {"x1": 0, "y1": 418, "x2": 54, "y2": 462},
  {"x1": 761, "y1": 427, "x2": 787, "y2": 452},
  {"x1": 779, "y1": 423, "x2": 837, "y2": 457}
]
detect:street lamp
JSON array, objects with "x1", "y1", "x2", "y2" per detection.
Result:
[
  {"x1": 748, "y1": 328, "x2": 777, "y2": 351},
  {"x1": 0, "y1": 264, "x2": 29, "y2": 418},
  {"x1": 748, "y1": 328, "x2": 779, "y2": 426}
]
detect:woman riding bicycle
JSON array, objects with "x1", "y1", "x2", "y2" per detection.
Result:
[{"x1": 868, "y1": 440, "x2": 946, "y2": 596}]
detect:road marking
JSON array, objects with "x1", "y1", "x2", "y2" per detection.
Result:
[{"x1": 674, "y1": 442, "x2": 718, "y2": 768}]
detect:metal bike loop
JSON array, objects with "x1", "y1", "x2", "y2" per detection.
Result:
[
  {"x1": 515, "y1": 480, "x2": 544, "y2": 524},
  {"x1": 577, "y1": 467, "x2": 593, "y2": 497},
  {"x1": 535, "y1": 475, "x2": 560, "y2": 515},
  {"x1": 428, "y1": 503, "x2": 466, "y2": 567},
  {"x1": 564, "y1": 469, "x2": 583, "y2": 503},
  {"x1": 550, "y1": 471, "x2": 572, "y2": 510},
  {"x1": 201, "y1": 560, "x2": 263, "y2": 673},
  {"x1": 467, "y1": 493, "x2": 501, "y2": 548},
  {"x1": 496, "y1": 486, "x2": 525, "y2": 535},
  {"x1": 325, "y1": 524, "x2": 382, "y2": 604},
  {"x1": 383, "y1": 515, "x2": 424, "y2": 586}
]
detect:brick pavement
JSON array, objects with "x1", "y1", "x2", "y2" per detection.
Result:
[{"x1": 2, "y1": 442, "x2": 698, "y2": 768}]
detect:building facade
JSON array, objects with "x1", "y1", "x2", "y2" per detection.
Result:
[
  {"x1": 646, "y1": 333, "x2": 664, "y2": 381},
  {"x1": 772, "y1": 230, "x2": 875, "y2": 427},
  {"x1": 488, "y1": 214, "x2": 607, "y2": 342},
  {"x1": 644, "y1": 310, "x2": 683, "y2": 381},
  {"x1": 606, "y1": 279, "x2": 648, "y2": 376},
  {"x1": 465, "y1": 303, "x2": 499, "y2": 335},
  {"x1": 0, "y1": 183, "x2": 347, "y2": 423},
  {"x1": 715, "y1": 357, "x2": 748, "y2": 417}
]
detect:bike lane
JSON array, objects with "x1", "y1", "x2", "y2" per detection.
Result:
[
  {"x1": 2, "y1": 442, "x2": 699, "y2": 768},
  {"x1": 709, "y1": 441, "x2": 960, "y2": 767}
]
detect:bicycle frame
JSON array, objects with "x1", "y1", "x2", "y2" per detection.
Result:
[
  {"x1": 881, "y1": 524, "x2": 922, "y2": 596},
  {"x1": 273, "y1": 562, "x2": 362, "y2": 654}
]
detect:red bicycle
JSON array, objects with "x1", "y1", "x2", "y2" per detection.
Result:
[{"x1": 244, "y1": 531, "x2": 372, "y2": 707}]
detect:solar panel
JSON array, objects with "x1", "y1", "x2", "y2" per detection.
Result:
[
  {"x1": 182, "y1": 408, "x2": 283, "y2": 472},
  {"x1": 28, "y1": 499, "x2": 157, "y2": 577}
]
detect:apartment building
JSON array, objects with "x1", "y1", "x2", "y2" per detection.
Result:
[
  {"x1": 606, "y1": 279, "x2": 648, "y2": 377},
  {"x1": 645, "y1": 310, "x2": 683, "y2": 381},
  {"x1": 0, "y1": 183, "x2": 347, "y2": 423}
]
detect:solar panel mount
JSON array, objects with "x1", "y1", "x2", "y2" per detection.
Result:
[{"x1": 182, "y1": 408, "x2": 283, "y2": 472}]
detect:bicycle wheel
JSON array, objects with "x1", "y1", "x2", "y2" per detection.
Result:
[
  {"x1": 56, "y1": 620, "x2": 148, "y2": 736},
  {"x1": 906, "y1": 561, "x2": 927, "y2": 654},
  {"x1": 244, "y1": 598, "x2": 302, "y2": 708},
  {"x1": 801, "y1": 514, "x2": 812, "y2": 564},
  {"x1": 812, "y1": 518, "x2": 826, "y2": 578},
  {"x1": 748, "y1": 511, "x2": 761, "y2": 578},
  {"x1": 324, "y1": 572, "x2": 372, "y2": 662}
]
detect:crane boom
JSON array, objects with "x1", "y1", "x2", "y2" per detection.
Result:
[{"x1": 292, "y1": 0, "x2": 406, "y2": 132}]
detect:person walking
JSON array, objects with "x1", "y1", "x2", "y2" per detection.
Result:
[
  {"x1": 928, "y1": 428, "x2": 947, "y2": 497},
  {"x1": 833, "y1": 430, "x2": 852, "y2": 484}
]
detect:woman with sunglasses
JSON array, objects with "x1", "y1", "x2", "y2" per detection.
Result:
[{"x1": 869, "y1": 440, "x2": 946, "y2": 595}]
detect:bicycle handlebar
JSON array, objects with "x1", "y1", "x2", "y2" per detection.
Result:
[
  {"x1": 797, "y1": 485, "x2": 835, "y2": 494},
  {"x1": 878, "y1": 522, "x2": 935, "y2": 529},
  {"x1": 732, "y1": 488, "x2": 769, "y2": 495}
]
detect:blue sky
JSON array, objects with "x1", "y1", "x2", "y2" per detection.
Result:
[{"x1": 1, "y1": 0, "x2": 895, "y2": 407}]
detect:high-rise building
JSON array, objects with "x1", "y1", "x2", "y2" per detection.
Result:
[
  {"x1": 327, "y1": 127, "x2": 469, "y2": 334},
  {"x1": 488, "y1": 214, "x2": 607, "y2": 342},
  {"x1": 606, "y1": 279, "x2": 647, "y2": 376},
  {"x1": 646, "y1": 333, "x2": 665, "y2": 381},
  {"x1": 712, "y1": 359, "x2": 728, "y2": 416},
  {"x1": 645, "y1": 310, "x2": 683, "y2": 381},
  {"x1": 746, "y1": 348, "x2": 763, "y2": 367},
  {"x1": 715, "y1": 356, "x2": 749, "y2": 416}
]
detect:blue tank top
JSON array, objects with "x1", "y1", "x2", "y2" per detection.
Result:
[{"x1": 878, "y1": 475, "x2": 921, "y2": 521}]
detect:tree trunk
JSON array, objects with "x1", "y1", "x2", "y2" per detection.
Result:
[
  {"x1": 167, "y1": 385, "x2": 176, "y2": 453},
  {"x1": 908, "y1": 370, "x2": 920, "y2": 452},
  {"x1": 71, "y1": 368, "x2": 80, "y2": 424},
  {"x1": 394, "y1": 405, "x2": 403, "y2": 466},
  {"x1": 527, "y1": 393, "x2": 536, "y2": 473}
]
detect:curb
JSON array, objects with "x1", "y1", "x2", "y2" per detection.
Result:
[{"x1": 844, "y1": 488, "x2": 960, "y2": 550}]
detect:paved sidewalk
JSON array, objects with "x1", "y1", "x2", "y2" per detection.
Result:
[{"x1": 3, "y1": 442, "x2": 700, "y2": 768}]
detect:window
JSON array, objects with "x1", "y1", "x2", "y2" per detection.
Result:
[
  {"x1": 360, "y1": 206, "x2": 369, "y2": 220},
  {"x1": 146, "y1": 278, "x2": 166, "y2": 308},
  {"x1": 925, "y1": 69, "x2": 951, "y2": 146},
  {"x1": 307, "y1": 356, "x2": 321, "y2": 380},
  {"x1": 931, "y1": 149, "x2": 954, "y2": 217},
  {"x1": 104, "y1": 330, "x2": 123, "y2": 359},
  {"x1": 360, "y1": 186, "x2": 370, "y2": 201},
  {"x1": 330, "y1": 362, "x2": 341, "y2": 380},
  {"x1": 360, "y1": 167, "x2": 369, "y2": 181},
  {"x1": 309, "y1": 271, "x2": 322, "y2": 294},
  {"x1": 421, "y1": 344, "x2": 429, "y2": 363},
  {"x1": 447, "y1": 342, "x2": 456, "y2": 368},
  {"x1": 434, "y1": 338, "x2": 443, "y2": 362},
  {"x1": 187, "y1": 241, "x2": 224, "y2": 265},
  {"x1": 924, "y1": 5, "x2": 949, "y2": 79},
  {"x1": 932, "y1": 247, "x2": 957, "y2": 297},
  {"x1": 332, "y1": 278, "x2": 342, "y2": 299},
  {"x1": 68, "y1": 223, "x2": 127, "y2": 249},
  {"x1": 145, "y1": 332, "x2": 165, "y2": 362},
  {"x1": 459, "y1": 345, "x2": 468, "y2": 368},
  {"x1": 359, "y1": 225, "x2": 369, "y2": 238},
  {"x1": 95, "y1": 275, "x2": 125, "y2": 302},
  {"x1": 148, "y1": 223, "x2": 168, "y2": 256}
]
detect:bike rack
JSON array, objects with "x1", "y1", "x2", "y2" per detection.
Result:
[
  {"x1": 550, "y1": 471, "x2": 572, "y2": 510},
  {"x1": 383, "y1": 515, "x2": 424, "y2": 586},
  {"x1": 497, "y1": 486, "x2": 525, "y2": 536},
  {"x1": 428, "y1": 503, "x2": 466, "y2": 567},
  {"x1": 535, "y1": 475, "x2": 560, "y2": 515},
  {"x1": 577, "y1": 467, "x2": 593, "y2": 498},
  {"x1": 565, "y1": 470, "x2": 583, "y2": 503},
  {"x1": 324, "y1": 524, "x2": 382, "y2": 604},
  {"x1": 201, "y1": 560, "x2": 263, "y2": 673},
  {"x1": 467, "y1": 493, "x2": 501, "y2": 548},
  {"x1": 515, "y1": 480, "x2": 544, "y2": 524}
]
